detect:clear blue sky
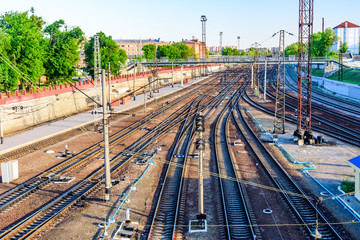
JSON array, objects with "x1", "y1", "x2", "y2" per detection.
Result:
[{"x1": 1, "y1": 0, "x2": 360, "y2": 49}]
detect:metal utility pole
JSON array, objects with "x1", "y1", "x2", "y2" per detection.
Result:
[
  {"x1": 322, "y1": 17, "x2": 325, "y2": 32},
  {"x1": 338, "y1": 45, "x2": 344, "y2": 81},
  {"x1": 101, "y1": 69, "x2": 111, "y2": 201},
  {"x1": 274, "y1": 30, "x2": 286, "y2": 134},
  {"x1": 171, "y1": 60, "x2": 174, "y2": 87},
  {"x1": 237, "y1": 36, "x2": 240, "y2": 51},
  {"x1": 263, "y1": 59, "x2": 267, "y2": 101},
  {"x1": 181, "y1": 65, "x2": 184, "y2": 87},
  {"x1": 94, "y1": 35, "x2": 101, "y2": 83},
  {"x1": 295, "y1": 0, "x2": 314, "y2": 144},
  {"x1": 133, "y1": 62, "x2": 136, "y2": 100},
  {"x1": 0, "y1": 120, "x2": 3, "y2": 144},
  {"x1": 201, "y1": 15, "x2": 207, "y2": 75},
  {"x1": 219, "y1": 32, "x2": 223, "y2": 54},
  {"x1": 107, "y1": 63, "x2": 111, "y2": 112},
  {"x1": 93, "y1": 35, "x2": 101, "y2": 130},
  {"x1": 251, "y1": 64, "x2": 254, "y2": 88}
]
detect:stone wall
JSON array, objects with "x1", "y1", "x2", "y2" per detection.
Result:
[{"x1": 0, "y1": 65, "x2": 222, "y2": 134}]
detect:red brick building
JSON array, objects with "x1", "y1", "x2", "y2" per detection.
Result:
[{"x1": 115, "y1": 38, "x2": 171, "y2": 58}]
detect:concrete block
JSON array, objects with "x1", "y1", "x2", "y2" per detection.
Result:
[{"x1": 1, "y1": 160, "x2": 18, "y2": 183}]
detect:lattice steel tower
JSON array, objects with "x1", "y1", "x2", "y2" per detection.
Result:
[
  {"x1": 295, "y1": 0, "x2": 314, "y2": 140},
  {"x1": 274, "y1": 30, "x2": 286, "y2": 134},
  {"x1": 94, "y1": 35, "x2": 101, "y2": 82},
  {"x1": 219, "y1": 32, "x2": 223, "y2": 53}
]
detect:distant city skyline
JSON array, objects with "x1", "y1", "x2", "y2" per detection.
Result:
[{"x1": 1, "y1": 0, "x2": 360, "y2": 49}]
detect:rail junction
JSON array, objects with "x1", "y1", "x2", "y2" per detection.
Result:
[{"x1": 0, "y1": 62, "x2": 359, "y2": 240}]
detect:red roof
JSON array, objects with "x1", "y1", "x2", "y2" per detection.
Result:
[{"x1": 334, "y1": 21, "x2": 360, "y2": 29}]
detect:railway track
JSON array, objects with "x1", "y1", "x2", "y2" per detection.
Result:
[
  {"x1": 286, "y1": 66, "x2": 360, "y2": 116},
  {"x1": 232, "y1": 103, "x2": 343, "y2": 240},
  {"x1": 0, "y1": 77, "x2": 219, "y2": 213},
  {"x1": 266, "y1": 79, "x2": 360, "y2": 142},
  {"x1": 148, "y1": 71, "x2": 246, "y2": 239},
  {"x1": 0, "y1": 88, "x2": 209, "y2": 239},
  {"x1": 0, "y1": 74, "x2": 233, "y2": 239},
  {"x1": 244, "y1": 89, "x2": 360, "y2": 147},
  {"x1": 212, "y1": 81, "x2": 256, "y2": 239}
]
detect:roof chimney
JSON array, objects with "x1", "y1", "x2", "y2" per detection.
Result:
[{"x1": 345, "y1": 21, "x2": 348, "y2": 28}]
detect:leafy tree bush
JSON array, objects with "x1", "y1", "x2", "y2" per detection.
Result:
[
  {"x1": 340, "y1": 180, "x2": 355, "y2": 193},
  {"x1": 156, "y1": 45, "x2": 181, "y2": 59},
  {"x1": 84, "y1": 32, "x2": 126, "y2": 77},
  {"x1": 142, "y1": 44, "x2": 156, "y2": 59},
  {"x1": 0, "y1": 11, "x2": 46, "y2": 90},
  {"x1": 44, "y1": 19, "x2": 84, "y2": 84}
]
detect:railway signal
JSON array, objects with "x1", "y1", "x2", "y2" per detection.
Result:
[
  {"x1": 192, "y1": 112, "x2": 207, "y2": 231},
  {"x1": 196, "y1": 139, "x2": 205, "y2": 150},
  {"x1": 195, "y1": 115, "x2": 205, "y2": 132}
]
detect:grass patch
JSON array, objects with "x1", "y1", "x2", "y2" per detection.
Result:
[
  {"x1": 340, "y1": 180, "x2": 355, "y2": 193},
  {"x1": 312, "y1": 68, "x2": 324, "y2": 77},
  {"x1": 328, "y1": 68, "x2": 360, "y2": 85}
]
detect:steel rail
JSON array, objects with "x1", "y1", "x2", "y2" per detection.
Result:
[
  {"x1": 147, "y1": 71, "x2": 242, "y2": 239},
  {"x1": 232, "y1": 104, "x2": 343, "y2": 240},
  {"x1": 0, "y1": 75, "x2": 221, "y2": 213},
  {"x1": 243, "y1": 91, "x2": 360, "y2": 147},
  {"x1": 212, "y1": 80, "x2": 255, "y2": 240}
]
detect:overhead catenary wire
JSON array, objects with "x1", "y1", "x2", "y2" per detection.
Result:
[{"x1": 0, "y1": 52, "x2": 100, "y2": 144}]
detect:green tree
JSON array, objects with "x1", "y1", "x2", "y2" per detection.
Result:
[
  {"x1": 0, "y1": 31, "x2": 18, "y2": 91},
  {"x1": 222, "y1": 47, "x2": 241, "y2": 56},
  {"x1": 44, "y1": 19, "x2": 84, "y2": 83},
  {"x1": 0, "y1": 11, "x2": 46, "y2": 89},
  {"x1": 172, "y1": 42, "x2": 192, "y2": 59},
  {"x1": 142, "y1": 44, "x2": 156, "y2": 59},
  {"x1": 340, "y1": 42, "x2": 348, "y2": 53},
  {"x1": 247, "y1": 47, "x2": 259, "y2": 56},
  {"x1": 156, "y1": 45, "x2": 181, "y2": 59},
  {"x1": 312, "y1": 28, "x2": 337, "y2": 56},
  {"x1": 84, "y1": 32, "x2": 126, "y2": 77},
  {"x1": 285, "y1": 42, "x2": 300, "y2": 56}
]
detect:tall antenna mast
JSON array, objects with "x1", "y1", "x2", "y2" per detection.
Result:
[
  {"x1": 295, "y1": 0, "x2": 314, "y2": 144},
  {"x1": 274, "y1": 30, "x2": 286, "y2": 134},
  {"x1": 219, "y1": 32, "x2": 223, "y2": 54},
  {"x1": 201, "y1": 15, "x2": 207, "y2": 60}
]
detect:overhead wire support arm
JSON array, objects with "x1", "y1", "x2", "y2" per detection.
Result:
[{"x1": 61, "y1": 79, "x2": 102, "y2": 107}]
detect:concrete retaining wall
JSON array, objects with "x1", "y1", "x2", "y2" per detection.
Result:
[
  {"x1": 312, "y1": 76, "x2": 360, "y2": 100},
  {"x1": 0, "y1": 65, "x2": 222, "y2": 134}
]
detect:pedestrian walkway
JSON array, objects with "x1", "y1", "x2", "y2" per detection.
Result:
[{"x1": 0, "y1": 77, "x2": 208, "y2": 155}]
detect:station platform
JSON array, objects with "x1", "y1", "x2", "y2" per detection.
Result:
[{"x1": 0, "y1": 77, "x2": 208, "y2": 155}]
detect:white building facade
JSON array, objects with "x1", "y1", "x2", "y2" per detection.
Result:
[{"x1": 331, "y1": 21, "x2": 360, "y2": 54}]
